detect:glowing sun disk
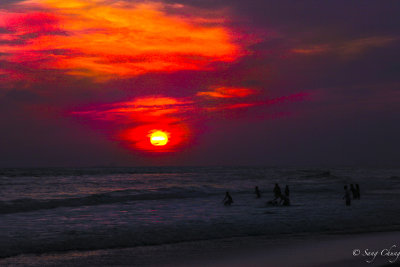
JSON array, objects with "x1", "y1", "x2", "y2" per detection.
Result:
[{"x1": 149, "y1": 130, "x2": 169, "y2": 146}]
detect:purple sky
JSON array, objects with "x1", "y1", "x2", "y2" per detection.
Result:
[{"x1": 0, "y1": 0, "x2": 399, "y2": 167}]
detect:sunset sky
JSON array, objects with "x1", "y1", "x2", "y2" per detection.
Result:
[{"x1": 1, "y1": 0, "x2": 399, "y2": 167}]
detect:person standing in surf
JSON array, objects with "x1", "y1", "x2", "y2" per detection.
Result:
[
  {"x1": 356, "y1": 184, "x2": 361, "y2": 199},
  {"x1": 273, "y1": 184, "x2": 281, "y2": 200},
  {"x1": 223, "y1": 191, "x2": 233, "y2": 206},
  {"x1": 350, "y1": 184, "x2": 357, "y2": 199},
  {"x1": 285, "y1": 185, "x2": 290, "y2": 197},
  {"x1": 255, "y1": 186, "x2": 261, "y2": 198},
  {"x1": 343, "y1": 185, "x2": 351, "y2": 206}
]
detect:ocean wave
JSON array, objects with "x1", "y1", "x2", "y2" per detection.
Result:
[
  {"x1": 2, "y1": 218, "x2": 399, "y2": 259},
  {"x1": 0, "y1": 167, "x2": 175, "y2": 178},
  {"x1": 0, "y1": 166, "x2": 243, "y2": 178},
  {"x1": 300, "y1": 170, "x2": 332, "y2": 178},
  {"x1": 0, "y1": 188, "x2": 215, "y2": 214},
  {"x1": 1, "y1": 224, "x2": 261, "y2": 258},
  {"x1": 0, "y1": 184, "x2": 268, "y2": 214}
]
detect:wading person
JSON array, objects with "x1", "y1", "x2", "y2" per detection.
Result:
[
  {"x1": 255, "y1": 186, "x2": 261, "y2": 198},
  {"x1": 343, "y1": 185, "x2": 351, "y2": 206},
  {"x1": 223, "y1": 191, "x2": 233, "y2": 206},
  {"x1": 273, "y1": 184, "x2": 281, "y2": 200},
  {"x1": 285, "y1": 185, "x2": 290, "y2": 197}
]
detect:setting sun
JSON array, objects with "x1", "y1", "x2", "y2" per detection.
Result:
[{"x1": 149, "y1": 130, "x2": 169, "y2": 146}]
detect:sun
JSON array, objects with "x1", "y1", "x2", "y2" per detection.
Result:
[{"x1": 149, "y1": 130, "x2": 169, "y2": 146}]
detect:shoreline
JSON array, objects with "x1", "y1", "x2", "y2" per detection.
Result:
[{"x1": 2, "y1": 230, "x2": 400, "y2": 266}]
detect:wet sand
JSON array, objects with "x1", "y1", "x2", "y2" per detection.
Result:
[{"x1": 2, "y1": 231, "x2": 400, "y2": 267}]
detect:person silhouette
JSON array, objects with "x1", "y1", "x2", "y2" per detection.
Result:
[
  {"x1": 255, "y1": 186, "x2": 261, "y2": 198},
  {"x1": 356, "y1": 184, "x2": 361, "y2": 199},
  {"x1": 350, "y1": 184, "x2": 357, "y2": 199},
  {"x1": 273, "y1": 184, "x2": 281, "y2": 200},
  {"x1": 284, "y1": 185, "x2": 290, "y2": 197},
  {"x1": 343, "y1": 185, "x2": 351, "y2": 206},
  {"x1": 223, "y1": 191, "x2": 233, "y2": 206}
]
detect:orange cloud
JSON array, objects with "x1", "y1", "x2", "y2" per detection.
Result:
[{"x1": 0, "y1": 0, "x2": 244, "y2": 80}]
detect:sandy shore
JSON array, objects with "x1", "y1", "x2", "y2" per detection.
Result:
[{"x1": 1, "y1": 231, "x2": 400, "y2": 267}]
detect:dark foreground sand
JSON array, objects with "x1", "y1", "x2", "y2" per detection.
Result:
[{"x1": 1, "y1": 231, "x2": 400, "y2": 267}]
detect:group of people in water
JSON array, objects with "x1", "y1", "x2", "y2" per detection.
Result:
[
  {"x1": 268, "y1": 184, "x2": 290, "y2": 206},
  {"x1": 223, "y1": 183, "x2": 291, "y2": 206},
  {"x1": 223, "y1": 183, "x2": 361, "y2": 207},
  {"x1": 343, "y1": 184, "x2": 361, "y2": 206}
]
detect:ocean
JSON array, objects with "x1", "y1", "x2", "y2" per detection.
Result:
[{"x1": 1, "y1": 167, "x2": 400, "y2": 259}]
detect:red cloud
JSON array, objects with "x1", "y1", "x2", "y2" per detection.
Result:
[
  {"x1": 72, "y1": 90, "x2": 308, "y2": 153},
  {"x1": 0, "y1": 11, "x2": 60, "y2": 34},
  {"x1": 197, "y1": 87, "x2": 256, "y2": 98}
]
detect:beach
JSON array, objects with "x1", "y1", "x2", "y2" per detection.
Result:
[{"x1": 2, "y1": 231, "x2": 400, "y2": 266}]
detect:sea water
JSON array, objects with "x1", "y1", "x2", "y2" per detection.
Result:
[{"x1": 1, "y1": 167, "x2": 400, "y2": 258}]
